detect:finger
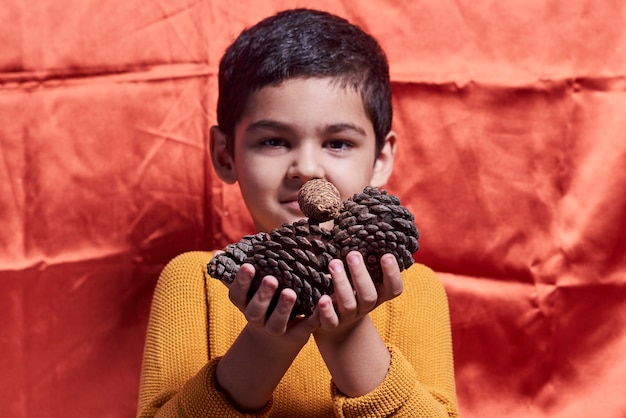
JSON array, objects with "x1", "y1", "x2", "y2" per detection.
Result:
[
  {"x1": 328, "y1": 258, "x2": 358, "y2": 316},
  {"x1": 316, "y1": 294, "x2": 339, "y2": 330},
  {"x1": 228, "y1": 263, "x2": 255, "y2": 309},
  {"x1": 379, "y1": 253, "x2": 404, "y2": 301},
  {"x1": 345, "y1": 251, "x2": 378, "y2": 309},
  {"x1": 264, "y1": 288, "x2": 297, "y2": 334},
  {"x1": 244, "y1": 275, "x2": 279, "y2": 324}
]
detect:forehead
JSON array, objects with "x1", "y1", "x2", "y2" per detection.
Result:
[{"x1": 239, "y1": 77, "x2": 373, "y2": 134}]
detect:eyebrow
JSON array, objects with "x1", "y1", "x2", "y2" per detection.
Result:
[
  {"x1": 246, "y1": 120, "x2": 292, "y2": 134},
  {"x1": 246, "y1": 120, "x2": 368, "y2": 137},
  {"x1": 324, "y1": 123, "x2": 368, "y2": 137}
]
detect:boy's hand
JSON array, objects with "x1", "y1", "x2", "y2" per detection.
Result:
[
  {"x1": 312, "y1": 251, "x2": 402, "y2": 397},
  {"x1": 316, "y1": 251, "x2": 403, "y2": 332},
  {"x1": 217, "y1": 263, "x2": 319, "y2": 411},
  {"x1": 224, "y1": 263, "x2": 318, "y2": 344}
]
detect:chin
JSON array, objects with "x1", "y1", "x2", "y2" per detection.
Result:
[
  {"x1": 282, "y1": 214, "x2": 307, "y2": 226},
  {"x1": 319, "y1": 219, "x2": 335, "y2": 230}
]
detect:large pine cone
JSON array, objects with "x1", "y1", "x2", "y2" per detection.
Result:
[
  {"x1": 207, "y1": 179, "x2": 419, "y2": 317},
  {"x1": 207, "y1": 219, "x2": 336, "y2": 317},
  {"x1": 207, "y1": 231, "x2": 269, "y2": 284},
  {"x1": 248, "y1": 219, "x2": 337, "y2": 316},
  {"x1": 332, "y1": 187, "x2": 419, "y2": 285}
]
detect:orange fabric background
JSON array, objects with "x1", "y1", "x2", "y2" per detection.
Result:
[{"x1": 1, "y1": 1, "x2": 625, "y2": 417}]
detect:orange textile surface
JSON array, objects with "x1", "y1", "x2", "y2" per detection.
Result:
[{"x1": 1, "y1": 1, "x2": 625, "y2": 417}]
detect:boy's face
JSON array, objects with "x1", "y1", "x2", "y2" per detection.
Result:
[{"x1": 212, "y1": 77, "x2": 395, "y2": 232}]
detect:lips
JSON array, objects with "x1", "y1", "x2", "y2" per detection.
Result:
[{"x1": 282, "y1": 199, "x2": 302, "y2": 213}]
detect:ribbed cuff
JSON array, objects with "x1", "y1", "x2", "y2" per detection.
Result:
[
  {"x1": 331, "y1": 345, "x2": 415, "y2": 417},
  {"x1": 178, "y1": 357, "x2": 274, "y2": 417}
]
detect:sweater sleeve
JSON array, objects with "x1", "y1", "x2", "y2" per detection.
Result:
[
  {"x1": 331, "y1": 264, "x2": 459, "y2": 418},
  {"x1": 136, "y1": 252, "x2": 273, "y2": 418}
]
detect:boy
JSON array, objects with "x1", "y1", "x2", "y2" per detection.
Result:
[{"x1": 137, "y1": 8, "x2": 459, "y2": 417}]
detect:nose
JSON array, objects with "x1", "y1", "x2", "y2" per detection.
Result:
[{"x1": 287, "y1": 145, "x2": 325, "y2": 182}]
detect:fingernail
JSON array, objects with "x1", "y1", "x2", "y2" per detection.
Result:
[
  {"x1": 347, "y1": 253, "x2": 360, "y2": 265},
  {"x1": 261, "y1": 277, "x2": 276, "y2": 289},
  {"x1": 382, "y1": 255, "x2": 393, "y2": 266},
  {"x1": 329, "y1": 261, "x2": 343, "y2": 273}
]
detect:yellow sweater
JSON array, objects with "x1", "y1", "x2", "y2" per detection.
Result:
[{"x1": 137, "y1": 251, "x2": 459, "y2": 417}]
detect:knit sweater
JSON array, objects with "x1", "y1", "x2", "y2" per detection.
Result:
[{"x1": 137, "y1": 251, "x2": 459, "y2": 417}]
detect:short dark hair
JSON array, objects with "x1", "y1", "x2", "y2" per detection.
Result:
[{"x1": 216, "y1": 8, "x2": 392, "y2": 156}]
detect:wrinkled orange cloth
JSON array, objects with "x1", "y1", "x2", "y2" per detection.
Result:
[{"x1": 1, "y1": 1, "x2": 625, "y2": 417}]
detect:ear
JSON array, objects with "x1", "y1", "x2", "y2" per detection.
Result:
[
  {"x1": 369, "y1": 131, "x2": 397, "y2": 188},
  {"x1": 210, "y1": 126, "x2": 237, "y2": 184}
]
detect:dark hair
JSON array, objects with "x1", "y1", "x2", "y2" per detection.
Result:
[{"x1": 216, "y1": 8, "x2": 392, "y2": 156}]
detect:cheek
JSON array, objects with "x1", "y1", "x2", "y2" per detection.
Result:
[
  {"x1": 334, "y1": 179, "x2": 371, "y2": 202},
  {"x1": 329, "y1": 165, "x2": 375, "y2": 197},
  {"x1": 237, "y1": 158, "x2": 282, "y2": 191},
  {"x1": 235, "y1": 153, "x2": 260, "y2": 180}
]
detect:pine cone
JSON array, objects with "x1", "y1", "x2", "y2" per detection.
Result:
[
  {"x1": 207, "y1": 231, "x2": 269, "y2": 284},
  {"x1": 332, "y1": 187, "x2": 419, "y2": 284},
  {"x1": 207, "y1": 179, "x2": 420, "y2": 317},
  {"x1": 298, "y1": 178, "x2": 342, "y2": 223},
  {"x1": 248, "y1": 219, "x2": 337, "y2": 316}
]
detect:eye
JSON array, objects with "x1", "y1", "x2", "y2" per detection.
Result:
[
  {"x1": 326, "y1": 139, "x2": 353, "y2": 151},
  {"x1": 260, "y1": 137, "x2": 288, "y2": 148}
]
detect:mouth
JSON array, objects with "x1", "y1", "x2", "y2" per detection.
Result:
[{"x1": 282, "y1": 198, "x2": 303, "y2": 213}]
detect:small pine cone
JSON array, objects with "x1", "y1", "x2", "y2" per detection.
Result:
[
  {"x1": 298, "y1": 178, "x2": 342, "y2": 223},
  {"x1": 248, "y1": 219, "x2": 337, "y2": 316},
  {"x1": 207, "y1": 231, "x2": 269, "y2": 284},
  {"x1": 332, "y1": 187, "x2": 419, "y2": 284}
]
